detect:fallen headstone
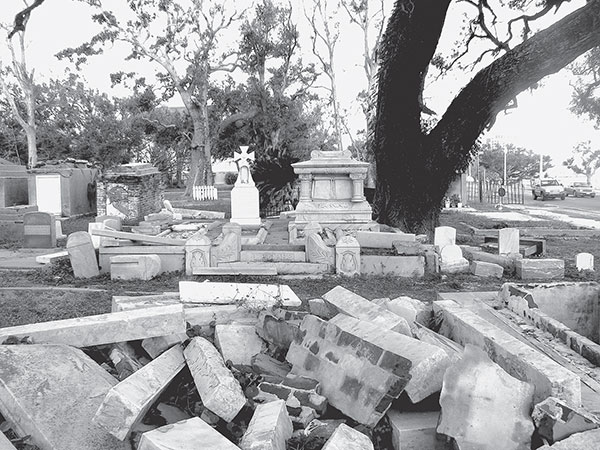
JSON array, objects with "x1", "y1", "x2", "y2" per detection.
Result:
[
  {"x1": 470, "y1": 260, "x2": 503, "y2": 278},
  {"x1": 438, "y1": 345, "x2": 535, "y2": 450},
  {"x1": 356, "y1": 230, "x2": 415, "y2": 248},
  {"x1": 138, "y1": 417, "x2": 239, "y2": 450},
  {"x1": 211, "y1": 231, "x2": 240, "y2": 266},
  {"x1": 0, "y1": 344, "x2": 131, "y2": 450},
  {"x1": 184, "y1": 337, "x2": 246, "y2": 421},
  {"x1": 240, "y1": 400, "x2": 293, "y2": 450},
  {"x1": 322, "y1": 423, "x2": 373, "y2": 450},
  {"x1": 215, "y1": 323, "x2": 265, "y2": 366},
  {"x1": 306, "y1": 233, "x2": 335, "y2": 268},
  {"x1": 93, "y1": 345, "x2": 186, "y2": 440},
  {"x1": 66, "y1": 231, "x2": 100, "y2": 278},
  {"x1": 0, "y1": 304, "x2": 186, "y2": 347},
  {"x1": 531, "y1": 396, "x2": 600, "y2": 443}
]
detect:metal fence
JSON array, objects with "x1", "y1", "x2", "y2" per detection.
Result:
[{"x1": 466, "y1": 179, "x2": 524, "y2": 205}]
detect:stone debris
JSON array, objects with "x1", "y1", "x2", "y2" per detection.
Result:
[
  {"x1": 0, "y1": 304, "x2": 186, "y2": 347},
  {"x1": 0, "y1": 432, "x2": 16, "y2": 450},
  {"x1": 387, "y1": 410, "x2": 450, "y2": 450},
  {"x1": 251, "y1": 353, "x2": 292, "y2": 382},
  {"x1": 184, "y1": 337, "x2": 247, "y2": 421},
  {"x1": 240, "y1": 400, "x2": 293, "y2": 450},
  {"x1": 110, "y1": 254, "x2": 162, "y2": 281},
  {"x1": 439, "y1": 244, "x2": 469, "y2": 274},
  {"x1": 215, "y1": 323, "x2": 265, "y2": 366},
  {"x1": 322, "y1": 286, "x2": 412, "y2": 334},
  {"x1": 308, "y1": 298, "x2": 337, "y2": 320},
  {"x1": 0, "y1": 344, "x2": 131, "y2": 450},
  {"x1": 373, "y1": 296, "x2": 432, "y2": 328},
  {"x1": 93, "y1": 345, "x2": 186, "y2": 440},
  {"x1": 536, "y1": 428, "x2": 600, "y2": 449},
  {"x1": 109, "y1": 342, "x2": 145, "y2": 380},
  {"x1": 438, "y1": 345, "x2": 535, "y2": 450},
  {"x1": 141, "y1": 333, "x2": 188, "y2": 359},
  {"x1": 470, "y1": 260, "x2": 504, "y2": 278},
  {"x1": 531, "y1": 396, "x2": 600, "y2": 443},
  {"x1": 138, "y1": 417, "x2": 239, "y2": 450},
  {"x1": 515, "y1": 258, "x2": 565, "y2": 280},
  {"x1": 255, "y1": 310, "x2": 302, "y2": 353},
  {"x1": 322, "y1": 423, "x2": 374, "y2": 450}
]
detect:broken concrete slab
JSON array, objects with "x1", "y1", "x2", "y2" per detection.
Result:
[
  {"x1": 308, "y1": 298, "x2": 337, "y2": 320},
  {"x1": 184, "y1": 337, "x2": 246, "y2": 421},
  {"x1": 375, "y1": 296, "x2": 432, "y2": 328},
  {"x1": 532, "y1": 396, "x2": 600, "y2": 443},
  {"x1": 433, "y1": 300, "x2": 581, "y2": 405},
  {"x1": 0, "y1": 432, "x2": 16, "y2": 450},
  {"x1": 387, "y1": 410, "x2": 449, "y2": 450},
  {"x1": 356, "y1": 230, "x2": 415, "y2": 248},
  {"x1": 215, "y1": 323, "x2": 265, "y2": 366},
  {"x1": 142, "y1": 333, "x2": 188, "y2": 359},
  {"x1": 470, "y1": 260, "x2": 504, "y2": 278},
  {"x1": 361, "y1": 255, "x2": 425, "y2": 277},
  {"x1": 0, "y1": 304, "x2": 186, "y2": 347},
  {"x1": 110, "y1": 254, "x2": 161, "y2": 281},
  {"x1": 515, "y1": 258, "x2": 565, "y2": 280},
  {"x1": 138, "y1": 417, "x2": 239, "y2": 450},
  {"x1": 322, "y1": 423, "x2": 374, "y2": 450},
  {"x1": 179, "y1": 281, "x2": 302, "y2": 309},
  {"x1": 286, "y1": 314, "x2": 450, "y2": 425},
  {"x1": 322, "y1": 286, "x2": 412, "y2": 335},
  {"x1": 255, "y1": 311, "x2": 301, "y2": 352},
  {"x1": 240, "y1": 400, "x2": 293, "y2": 450},
  {"x1": 253, "y1": 374, "x2": 327, "y2": 417},
  {"x1": 251, "y1": 353, "x2": 291, "y2": 382},
  {"x1": 0, "y1": 344, "x2": 131, "y2": 450},
  {"x1": 536, "y1": 428, "x2": 600, "y2": 450},
  {"x1": 93, "y1": 344, "x2": 186, "y2": 440},
  {"x1": 66, "y1": 231, "x2": 100, "y2": 278},
  {"x1": 111, "y1": 293, "x2": 180, "y2": 312},
  {"x1": 438, "y1": 345, "x2": 534, "y2": 450}
]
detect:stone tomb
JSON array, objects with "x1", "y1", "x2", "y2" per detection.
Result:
[
  {"x1": 23, "y1": 211, "x2": 56, "y2": 248},
  {"x1": 292, "y1": 150, "x2": 376, "y2": 230}
]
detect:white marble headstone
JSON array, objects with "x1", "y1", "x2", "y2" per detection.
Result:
[
  {"x1": 576, "y1": 253, "x2": 594, "y2": 271},
  {"x1": 434, "y1": 226, "x2": 456, "y2": 250},
  {"x1": 499, "y1": 228, "x2": 520, "y2": 255},
  {"x1": 440, "y1": 244, "x2": 463, "y2": 264}
]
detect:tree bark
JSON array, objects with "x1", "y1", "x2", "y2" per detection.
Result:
[{"x1": 374, "y1": 0, "x2": 600, "y2": 234}]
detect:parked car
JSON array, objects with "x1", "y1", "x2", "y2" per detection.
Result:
[
  {"x1": 532, "y1": 179, "x2": 565, "y2": 200},
  {"x1": 565, "y1": 181, "x2": 596, "y2": 198}
]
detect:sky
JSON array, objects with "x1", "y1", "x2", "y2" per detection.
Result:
[{"x1": 0, "y1": 0, "x2": 598, "y2": 172}]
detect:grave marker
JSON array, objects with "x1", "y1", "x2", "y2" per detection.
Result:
[
  {"x1": 576, "y1": 252, "x2": 594, "y2": 271},
  {"x1": 335, "y1": 235, "x2": 360, "y2": 276},
  {"x1": 23, "y1": 211, "x2": 56, "y2": 248},
  {"x1": 434, "y1": 226, "x2": 456, "y2": 250},
  {"x1": 185, "y1": 232, "x2": 211, "y2": 276},
  {"x1": 499, "y1": 228, "x2": 520, "y2": 255},
  {"x1": 66, "y1": 231, "x2": 100, "y2": 278}
]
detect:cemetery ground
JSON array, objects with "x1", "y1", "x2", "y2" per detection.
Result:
[{"x1": 1, "y1": 190, "x2": 600, "y2": 450}]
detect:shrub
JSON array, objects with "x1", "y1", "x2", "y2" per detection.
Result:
[
  {"x1": 252, "y1": 153, "x2": 299, "y2": 210},
  {"x1": 225, "y1": 172, "x2": 238, "y2": 185}
]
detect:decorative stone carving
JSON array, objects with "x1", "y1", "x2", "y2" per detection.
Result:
[
  {"x1": 335, "y1": 235, "x2": 360, "y2": 276},
  {"x1": 306, "y1": 233, "x2": 335, "y2": 268},
  {"x1": 211, "y1": 232, "x2": 240, "y2": 266},
  {"x1": 185, "y1": 231, "x2": 212, "y2": 275}
]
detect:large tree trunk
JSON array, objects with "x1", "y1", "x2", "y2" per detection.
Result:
[
  {"x1": 374, "y1": 0, "x2": 600, "y2": 234},
  {"x1": 183, "y1": 85, "x2": 213, "y2": 195}
]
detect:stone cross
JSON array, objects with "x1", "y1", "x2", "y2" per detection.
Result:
[{"x1": 234, "y1": 146, "x2": 255, "y2": 185}]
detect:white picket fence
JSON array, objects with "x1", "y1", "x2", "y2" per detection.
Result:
[{"x1": 192, "y1": 185, "x2": 218, "y2": 201}]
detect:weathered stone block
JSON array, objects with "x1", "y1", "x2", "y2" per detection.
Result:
[
  {"x1": 322, "y1": 424, "x2": 373, "y2": 450},
  {"x1": 376, "y1": 296, "x2": 432, "y2": 327},
  {"x1": 0, "y1": 304, "x2": 186, "y2": 347},
  {"x1": 388, "y1": 411, "x2": 449, "y2": 450},
  {"x1": 179, "y1": 281, "x2": 302, "y2": 309},
  {"x1": 141, "y1": 333, "x2": 187, "y2": 359},
  {"x1": 392, "y1": 241, "x2": 425, "y2": 256},
  {"x1": 433, "y1": 300, "x2": 581, "y2": 404},
  {"x1": 360, "y1": 255, "x2": 425, "y2": 277},
  {"x1": 308, "y1": 298, "x2": 337, "y2": 320},
  {"x1": 184, "y1": 337, "x2": 246, "y2": 421},
  {"x1": 322, "y1": 286, "x2": 411, "y2": 334},
  {"x1": 537, "y1": 428, "x2": 600, "y2": 450},
  {"x1": 357, "y1": 231, "x2": 415, "y2": 248},
  {"x1": 215, "y1": 323, "x2": 265, "y2": 366},
  {"x1": 241, "y1": 250, "x2": 305, "y2": 262},
  {"x1": 515, "y1": 258, "x2": 564, "y2": 280},
  {"x1": 138, "y1": 417, "x2": 239, "y2": 450},
  {"x1": 93, "y1": 345, "x2": 186, "y2": 440},
  {"x1": 438, "y1": 345, "x2": 535, "y2": 450},
  {"x1": 0, "y1": 431, "x2": 16, "y2": 450},
  {"x1": 211, "y1": 232, "x2": 241, "y2": 266},
  {"x1": 306, "y1": 233, "x2": 335, "y2": 268},
  {"x1": 0, "y1": 344, "x2": 131, "y2": 450},
  {"x1": 240, "y1": 400, "x2": 293, "y2": 450},
  {"x1": 470, "y1": 260, "x2": 504, "y2": 278},
  {"x1": 255, "y1": 311, "x2": 300, "y2": 351},
  {"x1": 532, "y1": 396, "x2": 600, "y2": 443},
  {"x1": 110, "y1": 254, "x2": 161, "y2": 281},
  {"x1": 185, "y1": 231, "x2": 211, "y2": 276}
]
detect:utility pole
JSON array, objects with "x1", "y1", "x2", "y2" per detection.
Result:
[{"x1": 539, "y1": 153, "x2": 543, "y2": 181}]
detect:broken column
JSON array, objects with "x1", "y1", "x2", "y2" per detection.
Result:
[
  {"x1": 240, "y1": 400, "x2": 293, "y2": 450},
  {"x1": 184, "y1": 337, "x2": 246, "y2": 421},
  {"x1": 437, "y1": 345, "x2": 535, "y2": 450},
  {"x1": 93, "y1": 345, "x2": 186, "y2": 440}
]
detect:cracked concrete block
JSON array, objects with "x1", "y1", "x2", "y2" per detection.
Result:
[
  {"x1": 215, "y1": 323, "x2": 265, "y2": 366},
  {"x1": 438, "y1": 345, "x2": 535, "y2": 450},
  {"x1": 240, "y1": 400, "x2": 293, "y2": 450},
  {"x1": 387, "y1": 410, "x2": 450, "y2": 450},
  {"x1": 0, "y1": 344, "x2": 131, "y2": 450},
  {"x1": 138, "y1": 417, "x2": 239, "y2": 450},
  {"x1": 184, "y1": 337, "x2": 246, "y2": 421},
  {"x1": 93, "y1": 345, "x2": 186, "y2": 440},
  {"x1": 532, "y1": 396, "x2": 600, "y2": 443},
  {"x1": 322, "y1": 423, "x2": 373, "y2": 450},
  {"x1": 470, "y1": 260, "x2": 504, "y2": 278}
]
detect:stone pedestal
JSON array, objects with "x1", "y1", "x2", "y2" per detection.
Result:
[{"x1": 292, "y1": 151, "x2": 375, "y2": 230}]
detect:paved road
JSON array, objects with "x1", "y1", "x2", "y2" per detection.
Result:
[{"x1": 522, "y1": 192, "x2": 600, "y2": 218}]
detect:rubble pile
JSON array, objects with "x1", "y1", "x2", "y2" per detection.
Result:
[{"x1": 0, "y1": 281, "x2": 599, "y2": 450}]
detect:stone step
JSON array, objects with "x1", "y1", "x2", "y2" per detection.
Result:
[
  {"x1": 240, "y1": 250, "x2": 306, "y2": 263},
  {"x1": 242, "y1": 244, "x2": 305, "y2": 252},
  {"x1": 219, "y1": 261, "x2": 328, "y2": 275}
]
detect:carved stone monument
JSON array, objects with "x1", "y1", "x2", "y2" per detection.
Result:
[
  {"x1": 230, "y1": 146, "x2": 261, "y2": 226},
  {"x1": 292, "y1": 150, "x2": 376, "y2": 231}
]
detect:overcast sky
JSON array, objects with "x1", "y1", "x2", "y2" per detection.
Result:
[{"x1": 0, "y1": 0, "x2": 598, "y2": 168}]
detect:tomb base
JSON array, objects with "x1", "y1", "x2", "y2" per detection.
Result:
[{"x1": 230, "y1": 184, "x2": 261, "y2": 227}]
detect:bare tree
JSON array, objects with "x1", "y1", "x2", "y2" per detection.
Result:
[{"x1": 62, "y1": 0, "x2": 244, "y2": 193}]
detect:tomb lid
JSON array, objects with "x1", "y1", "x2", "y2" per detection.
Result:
[
  {"x1": 109, "y1": 163, "x2": 160, "y2": 176},
  {"x1": 292, "y1": 150, "x2": 370, "y2": 171}
]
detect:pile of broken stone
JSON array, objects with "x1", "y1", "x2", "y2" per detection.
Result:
[{"x1": 0, "y1": 281, "x2": 598, "y2": 450}]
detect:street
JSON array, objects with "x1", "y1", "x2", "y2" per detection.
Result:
[{"x1": 523, "y1": 192, "x2": 600, "y2": 219}]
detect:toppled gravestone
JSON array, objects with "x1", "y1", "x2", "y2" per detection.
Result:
[
  {"x1": 532, "y1": 396, "x2": 600, "y2": 443},
  {"x1": 240, "y1": 399, "x2": 292, "y2": 450},
  {"x1": 286, "y1": 314, "x2": 450, "y2": 426},
  {"x1": 0, "y1": 344, "x2": 131, "y2": 450},
  {"x1": 184, "y1": 337, "x2": 246, "y2": 421},
  {"x1": 438, "y1": 345, "x2": 535, "y2": 450}
]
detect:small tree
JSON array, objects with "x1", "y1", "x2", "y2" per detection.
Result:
[{"x1": 563, "y1": 140, "x2": 600, "y2": 184}]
